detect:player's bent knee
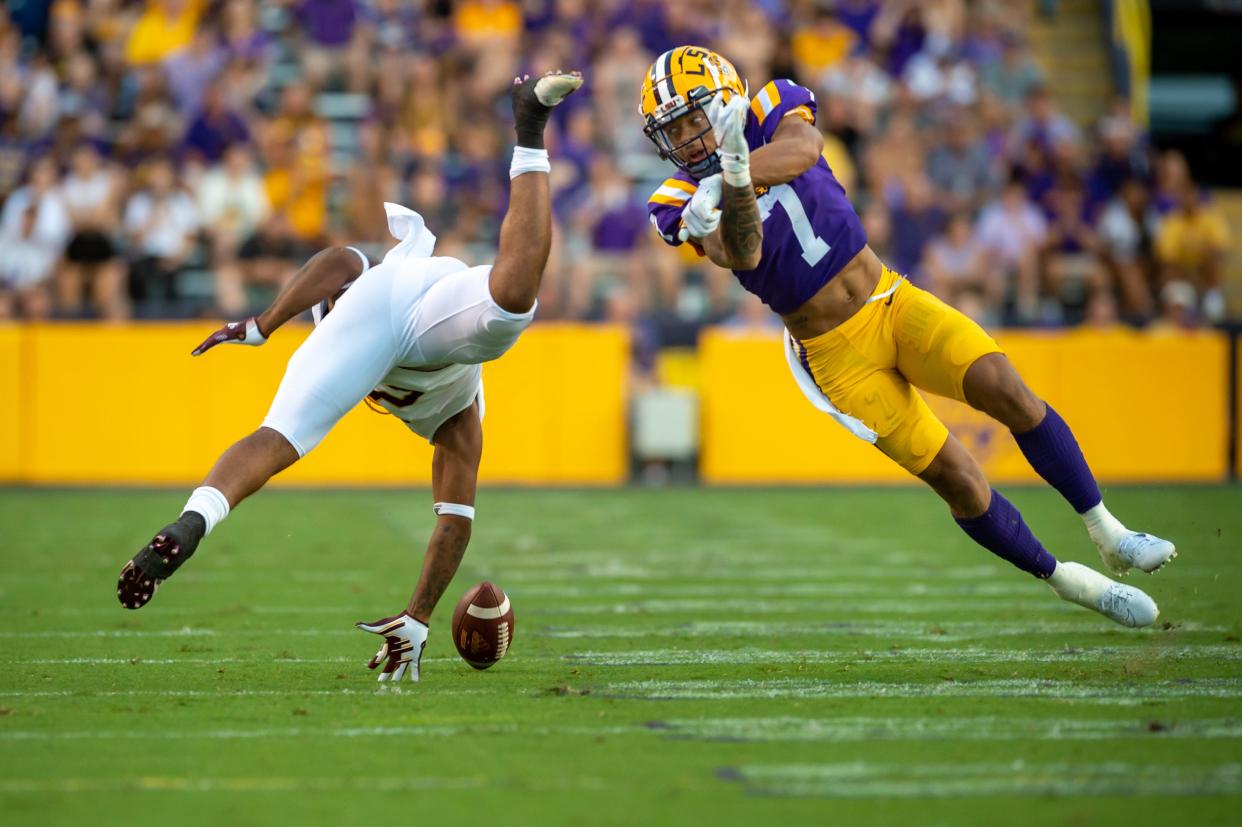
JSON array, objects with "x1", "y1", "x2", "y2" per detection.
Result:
[{"x1": 963, "y1": 354, "x2": 1044, "y2": 432}]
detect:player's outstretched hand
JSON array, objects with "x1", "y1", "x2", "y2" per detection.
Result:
[
  {"x1": 356, "y1": 613, "x2": 429, "y2": 683},
  {"x1": 679, "y1": 173, "x2": 723, "y2": 242},
  {"x1": 707, "y1": 93, "x2": 751, "y2": 187},
  {"x1": 191, "y1": 317, "x2": 267, "y2": 356}
]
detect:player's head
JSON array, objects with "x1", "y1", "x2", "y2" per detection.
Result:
[{"x1": 640, "y1": 46, "x2": 746, "y2": 179}]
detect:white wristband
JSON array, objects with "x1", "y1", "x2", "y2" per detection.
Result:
[
  {"x1": 719, "y1": 153, "x2": 751, "y2": 188},
  {"x1": 434, "y1": 502, "x2": 476, "y2": 520},
  {"x1": 244, "y1": 316, "x2": 267, "y2": 345},
  {"x1": 510, "y1": 146, "x2": 550, "y2": 179}
]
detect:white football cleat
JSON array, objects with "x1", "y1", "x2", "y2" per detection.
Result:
[
  {"x1": 1047, "y1": 561, "x2": 1159, "y2": 628},
  {"x1": 1096, "y1": 531, "x2": 1177, "y2": 577},
  {"x1": 533, "y1": 71, "x2": 583, "y2": 107}
]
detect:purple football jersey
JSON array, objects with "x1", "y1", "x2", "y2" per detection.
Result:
[{"x1": 647, "y1": 79, "x2": 867, "y2": 314}]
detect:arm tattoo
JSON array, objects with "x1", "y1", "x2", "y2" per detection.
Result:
[
  {"x1": 720, "y1": 181, "x2": 763, "y2": 268},
  {"x1": 408, "y1": 519, "x2": 471, "y2": 621}
]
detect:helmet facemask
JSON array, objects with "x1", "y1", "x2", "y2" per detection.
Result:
[{"x1": 644, "y1": 86, "x2": 725, "y2": 180}]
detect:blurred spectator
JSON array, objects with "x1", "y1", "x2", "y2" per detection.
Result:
[
  {"x1": 0, "y1": 156, "x2": 69, "y2": 319},
  {"x1": 233, "y1": 214, "x2": 305, "y2": 314},
  {"x1": 978, "y1": 31, "x2": 1043, "y2": 108},
  {"x1": 60, "y1": 143, "x2": 128, "y2": 319},
  {"x1": 1010, "y1": 85, "x2": 1080, "y2": 163},
  {"x1": 926, "y1": 110, "x2": 997, "y2": 213},
  {"x1": 163, "y1": 25, "x2": 226, "y2": 114},
  {"x1": 343, "y1": 122, "x2": 401, "y2": 244},
  {"x1": 565, "y1": 156, "x2": 649, "y2": 318},
  {"x1": 589, "y1": 26, "x2": 652, "y2": 165},
  {"x1": 862, "y1": 111, "x2": 924, "y2": 197},
  {"x1": 791, "y1": 9, "x2": 859, "y2": 87},
  {"x1": 125, "y1": 0, "x2": 203, "y2": 67},
  {"x1": 887, "y1": 175, "x2": 944, "y2": 280},
  {"x1": 1097, "y1": 176, "x2": 1158, "y2": 319},
  {"x1": 1085, "y1": 108, "x2": 1148, "y2": 212},
  {"x1": 1150, "y1": 280, "x2": 1201, "y2": 333},
  {"x1": 261, "y1": 81, "x2": 330, "y2": 244},
  {"x1": 123, "y1": 156, "x2": 199, "y2": 305},
  {"x1": 114, "y1": 66, "x2": 182, "y2": 164},
  {"x1": 221, "y1": 0, "x2": 273, "y2": 65},
  {"x1": 454, "y1": 0, "x2": 521, "y2": 105},
  {"x1": 924, "y1": 211, "x2": 998, "y2": 323},
  {"x1": 1156, "y1": 182, "x2": 1231, "y2": 323},
  {"x1": 1152, "y1": 148, "x2": 1191, "y2": 215},
  {"x1": 295, "y1": 0, "x2": 359, "y2": 89},
  {"x1": 198, "y1": 143, "x2": 271, "y2": 314},
  {"x1": 1042, "y1": 175, "x2": 1104, "y2": 324},
  {"x1": 975, "y1": 175, "x2": 1046, "y2": 322},
  {"x1": 182, "y1": 80, "x2": 250, "y2": 164}
]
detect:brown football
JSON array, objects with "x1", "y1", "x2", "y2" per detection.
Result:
[{"x1": 450, "y1": 581, "x2": 514, "y2": 670}]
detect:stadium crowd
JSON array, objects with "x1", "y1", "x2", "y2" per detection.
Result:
[{"x1": 0, "y1": 0, "x2": 1233, "y2": 350}]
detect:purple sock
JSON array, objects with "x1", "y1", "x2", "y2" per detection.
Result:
[
  {"x1": 1013, "y1": 405, "x2": 1102, "y2": 514},
  {"x1": 955, "y1": 490, "x2": 1058, "y2": 578}
]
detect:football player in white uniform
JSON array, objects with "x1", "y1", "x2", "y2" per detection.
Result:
[{"x1": 116, "y1": 71, "x2": 583, "y2": 683}]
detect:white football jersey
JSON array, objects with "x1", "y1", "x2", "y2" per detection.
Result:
[
  {"x1": 263, "y1": 203, "x2": 531, "y2": 455},
  {"x1": 365, "y1": 360, "x2": 483, "y2": 442}
]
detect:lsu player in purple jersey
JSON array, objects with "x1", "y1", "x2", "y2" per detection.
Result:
[{"x1": 642, "y1": 46, "x2": 1176, "y2": 627}]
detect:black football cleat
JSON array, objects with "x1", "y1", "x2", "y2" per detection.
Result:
[
  {"x1": 511, "y1": 70, "x2": 582, "y2": 148},
  {"x1": 117, "y1": 512, "x2": 206, "y2": 609}
]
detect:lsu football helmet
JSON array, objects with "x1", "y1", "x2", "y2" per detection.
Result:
[{"x1": 640, "y1": 46, "x2": 746, "y2": 179}]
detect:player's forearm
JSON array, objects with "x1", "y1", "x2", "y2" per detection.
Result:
[
  {"x1": 256, "y1": 247, "x2": 363, "y2": 335},
  {"x1": 748, "y1": 117, "x2": 824, "y2": 188},
  {"x1": 406, "y1": 516, "x2": 472, "y2": 623},
  {"x1": 489, "y1": 172, "x2": 551, "y2": 314},
  {"x1": 716, "y1": 181, "x2": 763, "y2": 270},
  {"x1": 748, "y1": 141, "x2": 821, "y2": 188}
]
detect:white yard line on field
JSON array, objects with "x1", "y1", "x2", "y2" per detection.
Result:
[
  {"x1": 537, "y1": 620, "x2": 1225, "y2": 640},
  {"x1": 665, "y1": 716, "x2": 1242, "y2": 742},
  {"x1": 0, "y1": 687, "x2": 498, "y2": 698},
  {"x1": 724, "y1": 760, "x2": 1242, "y2": 798},
  {"x1": 0, "y1": 723, "x2": 637, "y2": 742},
  {"x1": 564, "y1": 645, "x2": 1242, "y2": 666},
  {"x1": 601, "y1": 677, "x2": 1242, "y2": 703}
]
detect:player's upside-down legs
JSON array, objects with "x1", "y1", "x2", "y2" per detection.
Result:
[
  {"x1": 116, "y1": 70, "x2": 583, "y2": 681},
  {"x1": 797, "y1": 271, "x2": 1176, "y2": 627}
]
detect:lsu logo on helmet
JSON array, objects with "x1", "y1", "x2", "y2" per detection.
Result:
[{"x1": 640, "y1": 46, "x2": 747, "y2": 179}]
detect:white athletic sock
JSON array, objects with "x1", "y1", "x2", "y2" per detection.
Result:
[
  {"x1": 1081, "y1": 502, "x2": 1127, "y2": 549},
  {"x1": 182, "y1": 486, "x2": 230, "y2": 536}
]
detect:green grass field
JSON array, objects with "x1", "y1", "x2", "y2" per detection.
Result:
[{"x1": 1, "y1": 486, "x2": 1240, "y2": 825}]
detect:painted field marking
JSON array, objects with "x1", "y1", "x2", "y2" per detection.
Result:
[
  {"x1": 0, "y1": 775, "x2": 610, "y2": 793},
  {"x1": 0, "y1": 687, "x2": 501, "y2": 699},
  {"x1": 661, "y1": 716, "x2": 1242, "y2": 742},
  {"x1": 537, "y1": 620, "x2": 1227, "y2": 640},
  {"x1": 724, "y1": 761, "x2": 1242, "y2": 798},
  {"x1": 564, "y1": 645, "x2": 1242, "y2": 666},
  {"x1": 8, "y1": 644, "x2": 1236, "y2": 669},
  {"x1": 1, "y1": 619, "x2": 1225, "y2": 642},
  {"x1": 0, "y1": 723, "x2": 638, "y2": 742},
  {"x1": 601, "y1": 677, "x2": 1242, "y2": 703}
]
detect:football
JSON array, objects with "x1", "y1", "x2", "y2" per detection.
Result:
[{"x1": 450, "y1": 581, "x2": 515, "y2": 669}]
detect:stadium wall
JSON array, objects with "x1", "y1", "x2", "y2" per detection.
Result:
[
  {"x1": 700, "y1": 328, "x2": 1230, "y2": 484},
  {"x1": 0, "y1": 325, "x2": 1231, "y2": 486},
  {"x1": 0, "y1": 323, "x2": 630, "y2": 486}
]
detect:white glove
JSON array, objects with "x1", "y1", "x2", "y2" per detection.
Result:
[
  {"x1": 357, "y1": 613, "x2": 428, "y2": 683},
  {"x1": 706, "y1": 93, "x2": 750, "y2": 187},
  {"x1": 678, "y1": 173, "x2": 723, "y2": 242}
]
